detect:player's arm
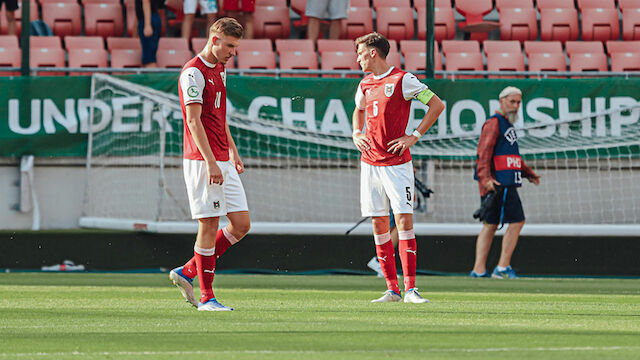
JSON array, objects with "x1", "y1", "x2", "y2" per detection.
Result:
[
  {"x1": 226, "y1": 121, "x2": 244, "y2": 174},
  {"x1": 185, "y1": 104, "x2": 223, "y2": 185},
  {"x1": 521, "y1": 161, "x2": 540, "y2": 185},
  {"x1": 476, "y1": 118, "x2": 500, "y2": 191},
  {"x1": 142, "y1": 0, "x2": 153, "y2": 37},
  {"x1": 352, "y1": 83, "x2": 371, "y2": 153}
]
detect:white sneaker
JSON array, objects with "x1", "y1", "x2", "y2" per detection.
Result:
[
  {"x1": 169, "y1": 266, "x2": 197, "y2": 307},
  {"x1": 371, "y1": 290, "x2": 402, "y2": 303},
  {"x1": 197, "y1": 298, "x2": 234, "y2": 311},
  {"x1": 367, "y1": 256, "x2": 384, "y2": 277},
  {"x1": 404, "y1": 288, "x2": 430, "y2": 303}
]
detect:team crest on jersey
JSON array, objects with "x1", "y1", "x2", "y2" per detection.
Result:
[
  {"x1": 504, "y1": 127, "x2": 518, "y2": 145},
  {"x1": 220, "y1": 72, "x2": 226, "y2": 86},
  {"x1": 213, "y1": 201, "x2": 220, "y2": 209},
  {"x1": 384, "y1": 83, "x2": 395, "y2": 97}
]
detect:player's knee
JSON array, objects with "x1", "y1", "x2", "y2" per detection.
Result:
[{"x1": 236, "y1": 221, "x2": 250, "y2": 238}]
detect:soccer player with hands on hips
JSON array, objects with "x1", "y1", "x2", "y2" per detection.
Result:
[
  {"x1": 352, "y1": 32, "x2": 445, "y2": 303},
  {"x1": 170, "y1": 18, "x2": 251, "y2": 311}
]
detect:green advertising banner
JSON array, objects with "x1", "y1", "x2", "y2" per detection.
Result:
[{"x1": 1, "y1": 75, "x2": 639, "y2": 158}]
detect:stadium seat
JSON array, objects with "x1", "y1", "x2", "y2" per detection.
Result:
[
  {"x1": 41, "y1": 2, "x2": 82, "y2": 36},
  {"x1": 30, "y1": 47, "x2": 65, "y2": 75},
  {"x1": 279, "y1": 50, "x2": 318, "y2": 77},
  {"x1": 403, "y1": 44, "x2": 443, "y2": 79},
  {"x1": 107, "y1": 37, "x2": 141, "y2": 51},
  {"x1": 372, "y1": 0, "x2": 410, "y2": 9},
  {"x1": 0, "y1": 35, "x2": 19, "y2": 49},
  {"x1": 442, "y1": 40, "x2": 482, "y2": 78},
  {"x1": 524, "y1": 40, "x2": 563, "y2": 56},
  {"x1": 275, "y1": 39, "x2": 314, "y2": 54},
  {"x1": 125, "y1": 2, "x2": 136, "y2": 37},
  {"x1": 496, "y1": 0, "x2": 534, "y2": 9},
  {"x1": 539, "y1": 7, "x2": 579, "y2": 42},
  {"x1": 386, "y1": 51, "x2": 401, "y2": 68},
  {"x1": 620, "y1": 0, "x2": 640, "y2": 40},
  {"x1": 30, "y1": 36, "x2": 63, "y2": 49},
  {"x1": 486, "y1": 52, "x2": 525, "y2": 78},
  {"x1": 456, "y1": 0, "x2": 499, "y2": 35},
  {"x1": 191, "y1": 37, "x2": 207, "y2": 52},
  {"x1": 156, "y1": 49, "x2": 192, "y2": 68},
  {"x1": 320, "y1": 50, "x2": 359, "y2": 78},
  {"x1": 350, "y1": 0, "x2": 370, "y2": 7},
  {"x1": 64, "y1": 36, "x2": 104, "y2": 50},
  {"x1": 341, "y1": 6, "x2": 374, "y2": 40},
  {"x1": 610, "y1": 52, "x2": 640, "y2": 71},
  {"x1": 414, "y1": 0, "x2": 453, "y2": 9},
  {"x1": 483, "y1": 40, "x2": 522, "y2": 55},
  {"x1": 68, "y1": 48, "x2": 108, "y2": 75},
  {"x1": 581, "y1": 8, "x2": 620, "y2": 41},
  {"x1": 569, "y1": 52, "x2": 608, "y2": 73},
  {"x1": 0, "y1": 47, "x2": 20, "y2": 76},
  {"x1": 441, "y1": 40, "x2": 480, "y2": 56},
  {"x1": 605, "y1": 40, "x2": 640, "y2": 55},
  {"x1": 0, "y1": 0, "x2": 38, "y2": 35},
  {"x1": 158, "y1": 37, "x2": 189, "y2": 51},
  {"x1": 84, "y1": 3, "x2": 124, "y2": 38},
  {"x1": 527, "y1": 52, "x2": 567, "y2": 73},
  {"x1": 255, "y1": 0, "x2": 286, "y2": 6},
  {"x1": 375, "y1": 7, "x2": 415, "y2": 41},
  {"x1": 565, "y1": 41, "x2": 605, "y2": 56},
  {"x1": 317, "y1": 39, "x2": 354, "y2": 54},
  {"x1": 236, "y1": 49, "x2": 276, "y2": 76},
  {"x1": 417, "y1": 6, "x2": 456, "y2": 41},
  {"x1": 110, "y1": 49, "x2": 142, "y2": 69},
  {"x1": 498, "y1": 7, "x2": 538, "y2": 42},
  {"x1": 253, "y1": 6, "x2": 290, "y2": 40},
  {"x1": 576, "y1": 0, "x2": 616, "y2": 10},
  {"x1": 81, "y1": 0, "x2": 120, "y2": 3},
  {"x1": 238, "y1": 38, "x2": 273, "y2": 53},
  {"x1": 537, "y1": 0, "x2": 575, "y2": 10}
]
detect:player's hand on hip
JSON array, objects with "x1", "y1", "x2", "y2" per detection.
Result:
[
  {"x1": 207, "y1": 162, "x2": 224, "y2": 185},
  {"x1": 352, "y1": 134, "x2": 371, "y2": 153},
  {"x1": 484, "y1": 178, "x2": 500, "y2": 192},
  {"x1": 387, "y1": 135, "x2": 417, "y2": 156}
]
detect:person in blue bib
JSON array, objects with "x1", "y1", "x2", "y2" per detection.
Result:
[{"x1": 470, "y1": 86, "x2": 540, "y2": 279}]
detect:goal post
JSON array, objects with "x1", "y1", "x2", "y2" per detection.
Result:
[{"x1": 80, "y1": 74, "x2": 640, "y2": 236}]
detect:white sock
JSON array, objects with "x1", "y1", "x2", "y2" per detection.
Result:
[{"x1": 496, "y1": 265, "x2": 508, "y2": 272}]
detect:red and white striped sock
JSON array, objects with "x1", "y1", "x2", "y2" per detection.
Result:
[
  {"x1": 214, "y1": 227, "x2": 240, "y2": 259},
  {"x1": 194, "y1": 245, "x2": 216, "y2": 303},
  {"x1": 182, "y1": 257, "x2": 197, "y2": 279},
  {"x1": 374, "y1": 232, "x2": 400, "y2": 294},
  {"x1": 398, "y1": 229, "x2": 417, "y2": 291}
]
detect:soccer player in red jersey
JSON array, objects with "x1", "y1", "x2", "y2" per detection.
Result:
[
  {"x1": 169, "y1": 17, "x2": 250, "y2": 311},
  {"x1": 352, "y1": 33, "x2": 445, "y2": 303}
]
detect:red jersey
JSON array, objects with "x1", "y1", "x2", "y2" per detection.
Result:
[
  {"x1": 355, "y1": 67, "x2": 427, "y2": 166},
  {"x1": 179, "y1": 55, "x2": 229, "y2": 161}
]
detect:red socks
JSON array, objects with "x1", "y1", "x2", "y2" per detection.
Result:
[
  {"x1": 194, "y1": 246, "x2": 216, "y2": 303},
  {"x1": 398, "y1": 229, "x2": 417, "y2": 290},
  {"x1": 182, "y1": 228, "x2": 240, "y2": 280},
  {"x1": 374, "y1": 232, "x2": 400, "y2": 294}
]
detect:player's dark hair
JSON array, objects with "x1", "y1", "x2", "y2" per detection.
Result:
[
  {"x1": 355, "y1": 32, "x2": 390, "y2": 58},
  {"x1": 210, "y1": 17, "x2": 244, "y2": 39}
]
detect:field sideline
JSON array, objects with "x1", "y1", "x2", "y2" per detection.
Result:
[{"x1": 0, "y1": 273, "x2": 638, "y2": 359}]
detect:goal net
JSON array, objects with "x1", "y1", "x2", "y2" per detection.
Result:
[{"x1": 80, "y1": 74, "x2": 640, "y2": 236}]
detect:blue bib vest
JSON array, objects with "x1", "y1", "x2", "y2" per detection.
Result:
[{"x1": 475, "y1": 113, "x2": 523, "y2": 187}]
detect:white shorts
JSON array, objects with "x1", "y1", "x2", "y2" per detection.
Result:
[
  {"x1": 305, "y1": 0, "x2": 349, "y2": 20},
  {"x1": 183, "y1": 0, "x2": 217, "y2": 14},
  {"x1": 183, "y1": 159, "x2": 248, "y2": 219},
  {"x1": 360, "y1": 161, "x2": 414, "y2": 217}
]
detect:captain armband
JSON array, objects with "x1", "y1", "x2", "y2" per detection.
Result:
[{"x1": 416, "y1": 89, "x2": 435, "y2": 105}]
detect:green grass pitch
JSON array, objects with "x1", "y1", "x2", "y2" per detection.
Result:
[{"x1": 0, "y1": 273, "x2": 639, "y2": 359}]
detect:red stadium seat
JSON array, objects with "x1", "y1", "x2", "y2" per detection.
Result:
[
  {"x1": 581, "y1": 8, "x2": 620, "y2": 41},
  {"x1": 0, "y1": 47, "x2": 21, "y2": 76},
  {"x1": 350, "y1": 0, "x2": 370, "y2": 7},
  {"x1": 498, "y1": 7, "x2": 538, "y2": 42},
  {"x1": 238, "y1": 38, "x2": 273, "y2": 53},
  {"x1": 444, "y1": 52, "x2": 483, "y2": 78},
  {"x1": 106, "y1": 37, "x2": 141, "y2": 51},
  {"x1": 1, "y1": 0, "x2": 38, "y2": 35},
  {"x1": 320, "y1": 50, "x2": 359, "y2": 77},
  {"x1": 496, "y1": 0, "x2": 534, "y2": 10},
  {"x1": 156, "y1": 49, "x2": 192, "y2": 68},
  {"x1": 110, "y1": 49, "x2": 142, "y2": 69},
  {"x1": 372, "y1": 0, "x2": 410, "y2": 9},
  {"x1": 417, "y1": 6, "x2": 456, "y2": 41},
  {"x1": 565, "y1": 41, "x2": 604, "y2": 56},
  {"x1": 539, "y1": 8, "x2": 579, "y2": 42},
  {"x1": 279, "y1": 50, "x2": 318, "y2": 77},
  {"x1": 403, "y1": 46, "x2": 443, "y2": 79},
  {"x1": 64, "y1": 36, "x2": 104, "y2": 50},
  {"x1": 30, "y1": 36, "x2": 63, "y2": 49},
  {"x1": 387, "y1": 39, "x2": 398, "y2": 54},
  {"x1": 0, "y1": 35, "x2": 19, "y2": 49},
  {"x1": 537, "y1": 0, "x2": 575, "y2": 10},
  {"x1": 39, "y1": 0, "x2": 76, "y2": 3},
  {"x1": 620, "y1": 0, "x2": 640, "y2": 40},
  {"x1": 341, "y1": 6, "x2": 374, "y2": 40},
  {"x1": 158, "y1": 37, "x2": 189, "y2": 51},
  {"x1": 524, "y1": 41, "x2": 563, "y2": 55},
  {"x1": 255, "y1": 0, "x2": 286, "y2": 6},
  {"x1": 125, "y1": 3, "x2": 136, "y2": 37},
  {"x1": 386, "y1": 51, "x2": 401, "y2": 68},
  {"x1": 84, "y1": 3, "x2": 124, "y2": 38},
  {"x1": 30, "y1": 47, "x2": 66, "y2": 75},
  {"x1": 275, "y1": 39, "x2": 314, "y2": 54},
  {"x1": 414, "y1": 0, "x2": 453, "y2": 9},
  {"x1": 576, "y1": 0, "x2": 616, "y2": 10},
  {"x1": 236, "y1": 49, "x2": 276, "y2": 76},
  {"x1": 456, "y1": 0, "x2": 499, "y2": 34},
  {"x1": 528, "y1": 52, "x2": 567, "y2": 73},
  {"x1": 191, "y1": 37, "x2": 207, "y2": 52},
  {"x1": 317, "y1": 39, "x2": 354, "y2": 54},
  {"x1": 252, "y1": 6, "x2": 290, "y2": 40},
  {"x1": 441, "y1": 40, "x2": 480, "y2": 56},
  {"x1": 606, "y1": 40, "x2": 640, "y2": 55},
  {"x1": 483, "y1": 40, "x2": 521, "y2": 55},
  {"x1": 610, "y1": 52, "x2": 640, "y2": 71},
  {"x1": 81, "y1": 0, "x2": 120, "y2": 3},
  {"x1": 375, "y1": 7, "x2": 415, "y2": 41},
  {"x1": 400, "y1": 40, "x2": 431, "y2": 56},
  {"x1": 41, "y1": 2, "x2": 82, "y2": 36},
  {"x1": 68, "y1": 48, "x2": 108, "y2": 75},
  {"x1": 486, "y1": 52, "x2": 525, "y2": 78},
  {"x1": 569, "y1": 52, "x2": 608, "y2": 73}
]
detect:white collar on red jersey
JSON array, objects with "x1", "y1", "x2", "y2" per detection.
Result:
[
  {"x1": 198, "y1": 55, "x2": 217, "y2": 68},
  {"x1": 373, "y1": 66, "x2": 394, "y2": 80}
]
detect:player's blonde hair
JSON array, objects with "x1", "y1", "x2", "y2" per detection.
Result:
[
  {"x1": 355, "y1": 32, "x2": 390, "y2": 58},
  {"x1": 209, "y1": 17, "x2": 244, "y2": 39}
]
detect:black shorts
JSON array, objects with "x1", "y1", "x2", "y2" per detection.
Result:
[
  {"x1": 1, "y1": 0, "x2": 19, "y2": 11},
  {"x1": 480, "y1": 187, "x2": 525, "y2": 225}
]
